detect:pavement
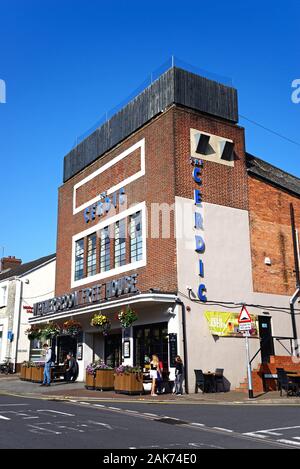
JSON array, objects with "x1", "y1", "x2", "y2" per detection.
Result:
[{"x1": 1, "y1": 374, "x2": 300, "y2": 405}]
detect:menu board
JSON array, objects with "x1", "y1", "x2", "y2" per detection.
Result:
[{"x1": 169, "y1": 333, "x2": 178, "y2": 367}]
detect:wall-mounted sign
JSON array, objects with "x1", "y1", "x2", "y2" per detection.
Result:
[
  {"x1": 191, "y1": 155, "x2": 207, "y2": 302},
  {"x1": 33, "y1": 274, "x2": 138, "y2": 317},
  {"x1": 205, "y1": 311, "x2": 258, "y2": 338},
  {"x1": 169, "y1": 333, "x2": 178, "y2": 367},
  {"x1": 123, "y1": 340, "x2": 130, "y2": 359},
  {"x1": 83, "y1": 188, "x2": 126, "y2": 223}
]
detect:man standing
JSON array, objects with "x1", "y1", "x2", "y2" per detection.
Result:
[
  {"x1": 40, "y1": 343, "x2": 52, "y2": 387},
  {"x1": 64, "y1": 353, "x2": 77, "y2": 382}
]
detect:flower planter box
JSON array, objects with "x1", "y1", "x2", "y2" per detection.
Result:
[
  {"x1": 95, "y1": 369, "x2": 114, "y2": 391},
  {"x1": 31, "y1": 366, "x2": 44, "y2": 383},
  {"x1": 20, "y1": 365, "x2": 27, "y2": 381},
  {"x1": 85, "y1": 372, "x2": 95, "y2": 390},
  {"x1": 25, "y1": 366, "x2": 32, "y2": 381},
  {"x1": 114, "y1": 373, "x2": 143, "y2": 395}
]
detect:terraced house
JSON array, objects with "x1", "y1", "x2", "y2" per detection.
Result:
[{"x1": 29, "y1": 66, "x2": 300, "y2": 392}]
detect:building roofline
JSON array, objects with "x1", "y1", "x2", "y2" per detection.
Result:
[{"x1": 0, "y1": 253, "x2": 56, "y2": 283}]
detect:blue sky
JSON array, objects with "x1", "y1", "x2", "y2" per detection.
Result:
[{"x1": 0, "y1": 0, "x2": 299, "y2": 263}]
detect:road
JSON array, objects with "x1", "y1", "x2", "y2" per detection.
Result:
[{"x1": 0, "y1": 394, "x2": 300, "y2": 449}]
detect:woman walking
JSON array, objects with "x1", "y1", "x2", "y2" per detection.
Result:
[
  {"x1": 150, "y1": 354, "x2": 162, "y2": 396},
  {"x1": 174, "y1": 355, "x2": 184, "y2": 395}
]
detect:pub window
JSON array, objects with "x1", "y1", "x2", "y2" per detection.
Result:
[
  {"x1": 87, "y1": 233, "x2": 97, "y2": 276},
  {"x1": 115, "y1": 219, "x2": 126, "y2": 268},
  {"x1": 100, "y1": 226, "x2": 110, "y2": 272},
  {"x1": 74, "y1": 238, "x2": 84, "y2": 280},
  {"x1": 130, "y1": 211, "x2": 143, "y2": 262}
]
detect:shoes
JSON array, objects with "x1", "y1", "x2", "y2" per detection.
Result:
[
  {"x1": 46, "y1": 384, "x2": 51, "y2": 386},
  {"x1": 40, "y1": 384, "x2": 46, "y2": 387},
  {"x1": 151, "y1": 393, "x2": 158, "y2": 396}
]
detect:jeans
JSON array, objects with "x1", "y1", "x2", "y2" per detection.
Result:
[
  {"x1": 175, "y1": 373, "x2": 184, "y2": 394},
  {"x1": 43, "y1": 362, "x2": 51, "y2": 384}
]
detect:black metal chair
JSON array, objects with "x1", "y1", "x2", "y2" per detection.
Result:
[
  {"x1": 276, "y1": 368, "x2": 298, "y2": 397},
  {"x1": 215, "y1": 368, "x2": 225, "y2": 392},
  {"x1": 194, "y1": 369, "x2": 208, "y2": 393}
]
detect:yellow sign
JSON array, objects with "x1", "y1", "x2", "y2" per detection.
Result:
[{"x1": 205, "y1": 311, "x2": 259, "y2": 337}]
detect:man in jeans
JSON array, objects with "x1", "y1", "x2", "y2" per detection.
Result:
[{"x1": 40, "y1": 344, "x2": 52, "y2": 387}]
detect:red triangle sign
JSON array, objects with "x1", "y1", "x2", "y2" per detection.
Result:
[{"x1": 238, "y1": 306, "x2": 252, "y2": 323}]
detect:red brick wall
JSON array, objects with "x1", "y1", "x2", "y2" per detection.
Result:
[
  {"x1": 173, "y1": 107, "x2": 248, "y2": 209},
  {"x1": 55, "y1": 108, "x2": 178, "y2": 296},
  {"x1": 248, "y1": 176, "x2": 300, "y2": 295}
]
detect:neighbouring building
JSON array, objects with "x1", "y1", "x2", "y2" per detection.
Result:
[
  {"x1": 0, "y1": 254, "x2": 56, "y2": 370},
  {"x1": 29, "y1": 66, "x2": 300, "y2": 391}
]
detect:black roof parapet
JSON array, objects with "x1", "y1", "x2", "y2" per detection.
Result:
[{"x1": 63, "y1": 67, "x2": 238, "y2": 182}]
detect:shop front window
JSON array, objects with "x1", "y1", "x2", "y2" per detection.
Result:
[{"x1": 133, "y1": 323, "x2": 169, "y2": 371}]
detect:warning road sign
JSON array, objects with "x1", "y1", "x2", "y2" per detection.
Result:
[{"x1": 238, "y1": 306, "x2": 252, "y2": 323}]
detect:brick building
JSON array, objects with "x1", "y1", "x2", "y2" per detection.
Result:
[{"x1": 30, "y1": 66, "x2": 300, "y2": 390}]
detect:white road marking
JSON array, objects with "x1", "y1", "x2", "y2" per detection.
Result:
[
  {"x1": 143, "y1": 413, "x2": 158, "y2": 417},
  {"x1": 125, "y1": 410, "x2": 138, "y2": 413},
  {"x1": 258, "y1": 430, "x2": 282, "y2": 436},
  {"x1": 277, "y1": 439, "x2": 300, "y2": 447},
  {"x1": 213, "y1": 427, "x2": 234, "y2": 433},
  {"x1": 0, "y1": 415, "x2": 10, "y2": 420},
  {"x1": 0, "y1": 404, "x2": 28, "y2": 407},
  {"x1": 37, "y1": 410, "x2": 75, "y2": 417},
  {"x1": 79, "y1": 402, "x2": 90, "y2": 405},
  {"x1": 28, "y1": 424, "x2": 62, "y2": 435},
  {"x1": 293, "y1": 437, "x2": 300, "y2": 440},
  {"x1": 243, "y1": 432, "x2": 268, "y2": 439},
  {"x1": 191, "y1": 422, "x2": 205, "y2": 427},
  {"x1": 87, "y1": 420, "x2": 112, "y2": 430},
  {"x1": 93, "y1": 404, "x2": 105, "y2": 408},
  {"x1": 108, "y1": 407, "x2": 121, "y2": 411}
]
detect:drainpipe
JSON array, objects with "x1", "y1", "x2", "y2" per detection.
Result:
[
  {"x1": 11, "y1": 278, "x2": 23, "y2": 372},
  {"x1": 175, "y1": 297, "x2": 189, "y2": 394},
  {"x1": 290, "y1": 203, "x2": 300, "y2": 357}
]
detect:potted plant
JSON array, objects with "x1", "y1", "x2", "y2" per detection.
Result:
[
  {"x1": 114, "y1": 365, "x2": 143, "y2": 395},
  {"x1": 90, "y1": 313, "x2": 111, "y2": 336},
  {"x1": 20, "y1": 361, "x2": 29, "y2": 380},
  {"x1": 31, "y1": 362, "x2": 45, "y2": 383},
  {"x1": 62, "y1": 320, "x2": 82, "y2": 336},
  {"x1": 23, "y1": 361, "x2": 33, "y2": 381},
  {"x1": 94, "y1": 360, "x2": 114, "y2": 391},
  {"x1": 85, "y1": 363, "x2": 96, "y2": 389},
  {"x1": 117, "y1": 306, "x2": 138, "y2": 329}
]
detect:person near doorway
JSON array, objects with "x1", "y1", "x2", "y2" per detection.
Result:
[
  {"x1": 150, "y1": 354, "x2": 162, "y2": 396},
  {"x1": 40, "y1": 343, "x2": 52, "y2": 387},
  {"x1": 174, "y1": 355, "x2": 184, "y2": 395},
  {"x1": 64, "y1": 353, "x2": 78, "y2": 382}
]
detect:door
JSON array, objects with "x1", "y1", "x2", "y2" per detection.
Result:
[
  {"x1": 105, "y1": 334, "x2": 122, "y2": 368},
  {"x1": 258, "y1": 316, "x2": 274, "y2": 363}
]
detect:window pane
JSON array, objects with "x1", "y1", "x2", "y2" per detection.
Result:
[
  {"x1": 75, "y1": 239, "x2": 84, "y2": 280},
  {"x1": 115, "y1": 219, "x2": 126, "y2": 267},
  {"x1": 130, "y1": 211, "x2": 142, "y2": 262},
  {"x1": 100, "y1": 227, "x2": 110, "y2": 272},
  {"x1": 87, "y1": 233, "x2": 97, "y2": 276}
]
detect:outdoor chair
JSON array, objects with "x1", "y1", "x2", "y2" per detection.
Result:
[
  {"x1": 194, "y1": 369, "x2": 208, "y2": 393},
  {"x1": 215, "y1": 368, "x2": 225, "y2": 392},
  {"x1": 276, "y1": 368, "x2": 298, "y2": 397}
]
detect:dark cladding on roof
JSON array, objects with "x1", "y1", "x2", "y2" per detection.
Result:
[
  {"x1": 63, "y1": 66, "x2": 238, "y2": 183},
  {"x1": 0, "y1": 253, "x2": 56, "y2": 282},
  {"x1": 246, "y1": 153, "x2": 300, "y2": 197}
]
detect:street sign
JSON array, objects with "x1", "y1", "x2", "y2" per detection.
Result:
[
  {"x1": 238, "y1": 305, "x2": 252, "y2": 323},
  {"x1": 238, "y1": 322, "x2": 252, "y2": 332}
]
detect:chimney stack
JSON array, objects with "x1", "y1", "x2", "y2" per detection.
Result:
[{"x1": 0, "y1": 256, "x2": 22, "y2": 272}]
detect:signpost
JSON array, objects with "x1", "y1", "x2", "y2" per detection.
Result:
[{"x1": 238, "y1": 305, "x2": 254, "y2": 399}]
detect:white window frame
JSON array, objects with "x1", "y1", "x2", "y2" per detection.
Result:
[
  {"x1": 71, "y1": 202, "x2": 147, "y2": 288},
  {"x1": 0, "y1": 283, "x2": 8, "y2": 307}
]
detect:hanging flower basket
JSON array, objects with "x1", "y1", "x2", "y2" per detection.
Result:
[
  {"x1": 117, "y1": 306, "x2": 138, "y2": 329},
  {"x1": 41, "y1": 322, "x2": 61, "y2": 340},
  {"x1": 91, "y1": 313, "x2": 111, "y2": 336},
  {"x1": 25, "y1": 325, "x2": 43, "y2": 341},
  {"x1": 62, "y1": 320, "x2": 82, "y2": 336}
]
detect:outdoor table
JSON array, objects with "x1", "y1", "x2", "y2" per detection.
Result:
[{"x1": 286, "y1": 374, "x2": 300, "y2": 396}]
